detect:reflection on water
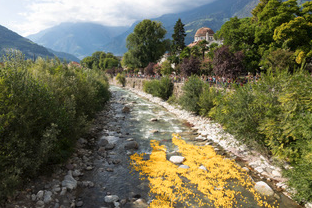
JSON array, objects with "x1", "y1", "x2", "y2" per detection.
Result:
[{"x1": 76, "y1": 86, "x2": 299, "y2": 208}]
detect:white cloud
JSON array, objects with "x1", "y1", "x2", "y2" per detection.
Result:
[{"x1": 9, "y1": 0, "x2": 215, "y2": 36}]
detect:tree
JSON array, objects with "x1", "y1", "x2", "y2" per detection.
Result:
[
  {"x1": 273, "y1": 16, "x2": 312, "y2": 64},
  {"x1": 212, "y1": 46, "x2": 244, "y2": 79},
  {"x1": 160, "y1": 60, "x2": 173, "y2": 76},
  {"x1": 80, "y1": 56, "x2": 94, "y2": 69},
  {"x1": 125, "y1": 19, "x2": 169, "y2": 68},
  {"x1": 171, "y1": 18, "x2": 186, "y2": 54},
  {"x1": 197, "y1": 40, "x2": 209, "y2": 60},
  {"x1": 180, "y1": 57, "x2": 201, "y2": 77},
  {"x1": 144, "y1": 62, "x2": 156, "y2": 76},
  {"x1": 260, "y1": 48, "x2": 296, "y2": 72},
  {"x1": 179, "y1": 47, "x2": 191, "y2": 60}
]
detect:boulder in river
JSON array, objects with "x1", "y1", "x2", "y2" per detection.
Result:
[
  {"x1": 150, "y1": 118, "x2": 158, "y2": 122},
  {"x1": 104, "y1": 195, "x2": 119, "y2": 203},
  {"x1": 150, "y1": 130, "x2": 159, "y2": 134},
  {"x1": 98, "y1": 139, "x2": 109, "y2": 147},
  {"x1": 254, "y1": 181, "x2": 274, "y2": 197},
  {"x1": 122, "y1": 106, "x2": 130, "y2": 113},
  {"x1": 105, "y1": 143, "x2": 116, "y2": 150},
  {"x1": 169, "y1": 156, "x2": 185, "y2": 164},
  {"x1": 43, "y1": 191, "x2": 52, "y2": 204},
  {"x1": 62, "y1": 172, "x2": 77, "y2": 191},
  {"x1": 124, "y1": 141, "x2": 139, "y2": 150}
]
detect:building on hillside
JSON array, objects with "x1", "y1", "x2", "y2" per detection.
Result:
[
  {"x1": 195, "y1": 27, "x2": 215, "y2": 42},
  {"x1": 188, "y1": 27, "x2": 223, "y2": 47}
]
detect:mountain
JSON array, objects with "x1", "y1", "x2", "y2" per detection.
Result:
[
  {"x1": 27, "y1": 22, "x2": 129, "y2": 59},
  {"x1": 47, "y1": 48, "x2": 80, "y2": 62},
  {"x1": 103, "y1": 0, "x2": 260, "y2": 55},
  {"x1": 0, "y1": 24, "x2": 80, "y2": 62},
  {"x1": 0, "y1": 24, "x2": 54, "y2": 59}
]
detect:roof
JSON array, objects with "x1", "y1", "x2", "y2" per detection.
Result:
[
  {"x1": 195, "y1": 27, "x2": 215, "y2": 37},
  {"x1": 187, "y1": 41, "x2": 199, "y2": 47}
]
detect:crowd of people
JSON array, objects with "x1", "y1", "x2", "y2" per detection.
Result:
[{"x1": 124, "y1": 72, "x2": 261, "y2": 88}]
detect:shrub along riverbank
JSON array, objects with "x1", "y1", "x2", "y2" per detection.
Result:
[
  {"x1": 0, "y1": 53, "x2": 110, "y2": 203},
  {"x1": 143, "y1": 71, "x2": 312, "y2": 204}
]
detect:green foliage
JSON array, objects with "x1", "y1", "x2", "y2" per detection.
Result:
[
  {"x1": 167, "y1": 94, "x2": 178, "y2": 105},
  {"x1": 179, "y1": 76, "x2": 203, "y2": 114},
  {"x1": 171, "y1": 18, "x2": 186, "y2": 54},
  {"x1": 116, "y1": 73, "x2": 126, "y2": 87},
  {"x1": 125, "y1": 19, "x2": 169, "y2": 68},
  {"x1": 258, "y1": 70, "x2": 312, "y2": 161},
  {"x1": 260, "y1": 48, "x2": 296, "y2": 72},
  {"x1": 218, "y1": 0, "x2": 312, "y2": 72},
  {"x1": 160, "y1": 60, "x2": 173, "y2": 76},
  {"x1": 0, "y1": 54, "x2": 110, "y2": 203},
  {"x1": 143, "y1": 76, "x2": 173, "y2": 100},
  {"x1": 216, "y1": 17, "x2": 259, "y2": 72},
  {"x1": 209, "y1": 83, "x2": 267, "y2": 148},
  {"x1": 198, "y1": 83, "x2": 221, "y2": 117},
  {"x1": 192, "y1": 68, "x2": 312, "y2": 202},
  {"x1": 81, "y1": 51, "x2": 120, "y2": 70},
  {"x1": 284, "y1": 140, "x2": 312, "y2": 202}
]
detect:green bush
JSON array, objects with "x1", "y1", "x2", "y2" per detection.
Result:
[
  {"x1": 116, "y1": 73, "x2": 126, "y2": 87},
  {"x1": 284, "y1": 141, "x2": 312, "y2": 203},
  {"x1": 198, "y1": 83, "x2": 221, "y2": 117},
  {"x1": 209, "y1": 83, "x2": 267, "y2": 148},
  {"x1": 0, "y1": 54, "x2": 110, "y2": 202},
  {"x1": 205, "y1": 69, "x2": 312, "y2": 202},
  {"x1": 143, "y1": 76, "x2": 173, "y2": 100},
  {"x1": 179, "y1": 75, "x2": 203, "y2": 114}
]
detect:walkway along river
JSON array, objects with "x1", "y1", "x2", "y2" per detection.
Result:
[{"x1": 75, "y1": 86, "x2": 299, "y2": 208}]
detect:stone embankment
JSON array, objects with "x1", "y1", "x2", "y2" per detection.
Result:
[
  {"x1": 111, "y1": 78, "x2": 311, "y2": 208},
  {"x1": 110, "y1": 77, "x2": 184, "y2": 98}
]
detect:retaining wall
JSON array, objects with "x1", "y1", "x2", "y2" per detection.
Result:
[{"x1": 109, "y1": 77, "x2": 184, "y2": 98}]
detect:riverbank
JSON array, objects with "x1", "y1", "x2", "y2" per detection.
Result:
[{"x1": 113, "y1": 80, "x2": 311, "y2": 208}]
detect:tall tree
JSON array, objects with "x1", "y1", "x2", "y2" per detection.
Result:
[
  {"x1": 171, "y1": 18, "x2": 186, "y2": 55},
  {"x1": 213, "y1": 46, "x2": 245, "y2": 80},
  {"x1": 125, "y1": 19, "x2": 169, "y2": 68}
]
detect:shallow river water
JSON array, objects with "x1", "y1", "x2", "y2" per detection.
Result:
[{"x1": 76, "y1": 86, "x2": 300, "y2": 208}]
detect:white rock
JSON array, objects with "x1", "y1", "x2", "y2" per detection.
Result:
[
  {"x1": 36, "y1": 190, "x2": 44, "y2": 200},
  {"x1": 178, "y1": 165, "x2": 189, "y2": 169},
  {"x1": 200, "y1": 131, "x2": 209, "y2": 136},
  {"x1": 60, "y1": 187, "x2": 67, "y2": 196},
  {"x1": 199, "y1": 165, "x2": 208, "y2": 172},
  {"x1": 36, "y1": 200, "x2": 44, "y2": 206},
  {"x1": 169, "y1": 156, "x2": 185, "y2": 164},
  {"x1": 305, "y1": 202, "x2": 312, "y2": 208},
  {"x1": 114, "y1": 201, "x2": 120, "y2": 207},
  {"x1": 272, "y1": 170, "x2": 282, "y2": 178},
  {"x1": 105, "y1": 195, "x2": 119, "y2": 203},
  {"x1": 72, "y1": 170, "x2": 82, "y2": 177},
  {"x1": 195, "y1": 136, "x2": 206, "y2": 142},
  {"x1": 31, "y1": 194, "x2": 36, "y2": 201},
  {"x1": 43, "y1": 191, "x2": 53, "y2": 204},
  {"x1": 242, "y1": 167, "x2": 250, "y2": 173},
  {"x1": 255, "y1": 167, "x2": 264, "y2": 173},
  {"x1": 62, "y1": 174, "x2": 77, "y2": 190},
  {"x1": 254, "y1": 181, "x2": 274, "y2": 197}
]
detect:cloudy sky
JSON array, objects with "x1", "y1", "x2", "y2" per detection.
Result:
[{"x1": 0, "y1": 0, "x2": 215, "y2": 37}]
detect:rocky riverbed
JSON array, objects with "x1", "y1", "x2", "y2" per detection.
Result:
[{"x1": 4, "y1": 85, "x2": 305, "y2": 208}]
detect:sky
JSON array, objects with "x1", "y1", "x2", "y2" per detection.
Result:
[{"x1": 0, "y1": 0, "x2": 215, "y2": 37}]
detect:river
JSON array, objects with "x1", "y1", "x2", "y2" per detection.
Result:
[{"x1": 75, "y1": 86, "x2": 299, "y2": 208}]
